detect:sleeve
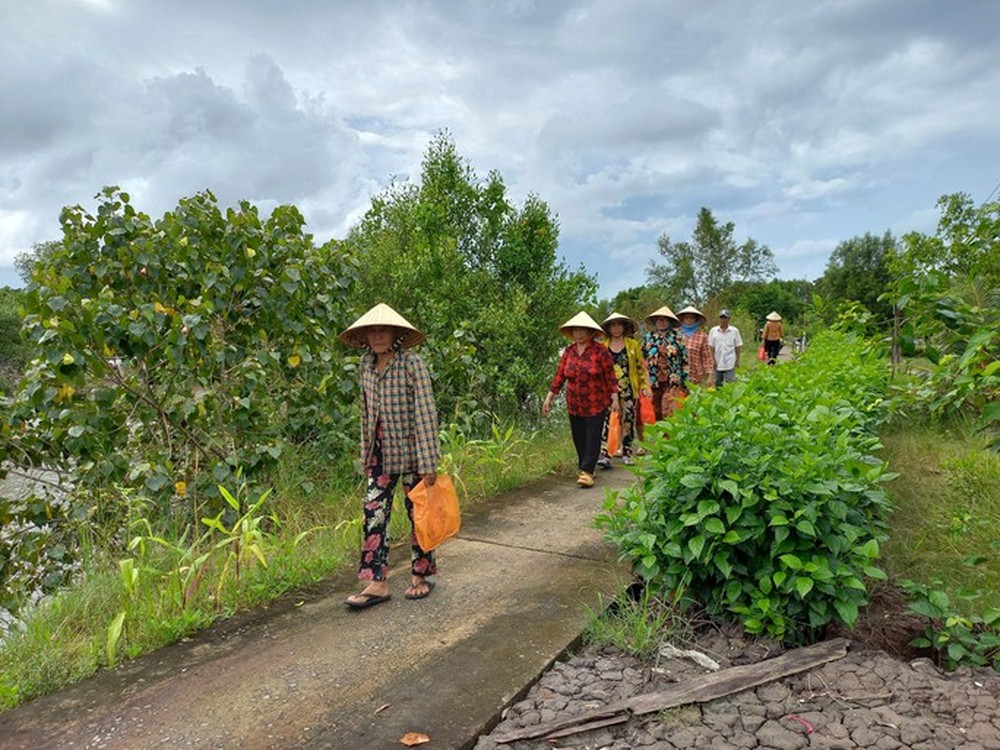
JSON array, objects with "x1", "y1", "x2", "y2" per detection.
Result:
[
  {"x1": 549, "y1": 347, "x2": 570, "y2": 394},
  {"x1": 734, "y1": 329, "x2": 744, "y2": 347},
  {"x1": 601, "y1": 346, "x2": 618, "y2": 394},
  {"x1": 407, "y1": 354, "x2": 441, "y2": 475},
  {"x1": 700, "y1": 335, "x2": 714, "y2": 375},
  {"x1": 632, "y1": 340, "x2": 650, "y2": 389}
]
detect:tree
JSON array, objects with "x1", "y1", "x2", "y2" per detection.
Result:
[
  {"x1": 6, "y1": 187, "x2": 358, "y2": 516},
  {"x1": 816, "y1": 231, "x2": 895, "y2": 329},
  {"x1": 887, "y1": 193, "x2": 999, "y2": 446},
  {"x1": 14, "y1": 240, "x2": 61, "y2": 284},
  {"x1": 646, "y1": 207, "x2": 778, "y2": 306},
  {"x1": 723, "y1": 279, "x2": 809, "y2": 328},
  {"x1": 343, "y1": 132, "x2": 595, "y2": 422}
]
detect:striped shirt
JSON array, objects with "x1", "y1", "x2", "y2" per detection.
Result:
[{"x1": 359, "y1": 349, "x2": 440, "y2": 475}]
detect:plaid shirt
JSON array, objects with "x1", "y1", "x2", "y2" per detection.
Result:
[
  {"x1": 681, "y1": 329, "x2": 714, "y2": 386},
  {"x1": 359, "y1": 349, "x2": 440, "y2": 475},
  {"x1": 549, "y1": 340, "x2": 618, "y2": 417}
]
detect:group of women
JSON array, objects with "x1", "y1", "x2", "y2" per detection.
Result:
[{"x1": 335, "y1": 301, "x2": 782, "y2": 609}]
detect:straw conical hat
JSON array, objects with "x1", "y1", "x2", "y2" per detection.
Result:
[
  {"x1": 644, "y1": 305, "x2": 680, "y2": 327},
  {"x1": 676, "y1": 305, "x2": 706, "y2": 322},
  {"x1": 601, "y1": 312, "x2": 637, "y2": 337},
  {"x1": 338, "y1": 303, "x2": 426, "y2": 348},
  {"x1": 559, "y1": 311, "x2": 604, "y2": 339},
  {"x1": 766, "y1": 311, "x2": 782, "y2": 321}
]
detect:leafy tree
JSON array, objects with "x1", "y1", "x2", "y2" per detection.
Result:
[
  {"x1": 5, "y1": 187, "x2": 358, "y2": 516},
  {"x1": 343, "y1": 132, "x2": 595, "y2": 423},
  {"x1": 723, "y1": 279, "x2": 810, "y2": 328},
  {"x1": 816, "y1": 231, "x2": 895, "y2": 329},
  {"x1": 887, "y1": 194, "x2": 999, "y2": 446},
  {"x1": 14, "y1": 240, "x2": 61, "y2": 284},
  {"x1": 647, "y1": 207, "x2": 777, "y2": 306},
  {"x1": 0, "y1": 288, "x2": 30, "y2": 393}
]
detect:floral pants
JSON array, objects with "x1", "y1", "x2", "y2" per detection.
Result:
[{"x1": 357, "y1": 425, "x2": 436, "y2": 581}]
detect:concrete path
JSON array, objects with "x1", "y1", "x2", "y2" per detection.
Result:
[{"x1": 0, "y1": 468, "x2": 636, "y2": 749}]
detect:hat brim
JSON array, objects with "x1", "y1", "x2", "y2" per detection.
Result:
[{"x1": 338, "y1": 326, "x2": 425, "y2": 349}]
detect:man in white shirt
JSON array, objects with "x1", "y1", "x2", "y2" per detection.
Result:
[{"x1": 708, "y1": 310, "x2": 743, "y2": 387}]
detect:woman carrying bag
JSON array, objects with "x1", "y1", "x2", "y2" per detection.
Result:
[
  {"x1": 339, "y1": 303, "x2": 441, "y2": 609},
  {"x1": 597, "y1": 312, "x2": 650, "y2": 468},
  {"x1": 542, "y1": 311, "x2": 619, "y2": 488}
]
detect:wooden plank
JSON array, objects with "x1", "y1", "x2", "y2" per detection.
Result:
[{"x1": 494, "y1": 637, "x2": 850, "y2": 743}]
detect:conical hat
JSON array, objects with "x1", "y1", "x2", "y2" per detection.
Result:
[
  {"x1": 559, "y1": 311, "x2": 604, "y2": 339},
  {"x1": 644, "y1": 305, "x2": 679, "y2": 327},
  {"x1": 676, "y1": 305, "x2": 706, "y2": 322},
  {"x1": 338, "y1": 303, "x2": 426, "y2": 348},
  {"x1": 601, "y1": 312, "x2": 637, "y2": 337},
  {"x1": 766, "y1": 311, "x2": 782, "y2": 321}
]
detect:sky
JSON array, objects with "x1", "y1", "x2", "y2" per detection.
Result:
[{"x1": 2, "y1": 0, "x2": 999, "y2": 299}]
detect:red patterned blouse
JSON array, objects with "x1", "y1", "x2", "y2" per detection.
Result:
[{"x1": 549, "y1": 340, "x2": 618, "y2": 417}]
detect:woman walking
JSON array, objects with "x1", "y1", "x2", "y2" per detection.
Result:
[
  {"x1": 339, "y1": 303, "x2": 441, "y2": 609},
  {"x1": 543, "y1": 311, "x2": 619, "y2": 488},
  {"x1": 597, "y1": 312, "x2": 650, "y2": 468},
  {"x1": 641, "y1": 306, "x2": 688, "y2": 420},
  {"x1": 762, "y1": 311, "x2": 784, "y2": 366},
  {"x1": 676, "y1": 305, "x2": 714, "y2": 389}
]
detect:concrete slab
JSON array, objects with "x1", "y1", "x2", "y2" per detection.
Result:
[{"x1": 0, "y1": 467, "x2": 636, "y2": 749}]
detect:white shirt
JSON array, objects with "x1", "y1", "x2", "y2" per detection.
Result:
[{"x1": 708, "y1": 325, "x2": 743, "y2": 371}]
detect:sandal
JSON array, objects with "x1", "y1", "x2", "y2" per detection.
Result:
[
  {"x1": 404, "y1": 578, "x2": 436, "y2": 600},
  {"x1": 345, "y1": 591, "x2": 391, "y2": 610}
]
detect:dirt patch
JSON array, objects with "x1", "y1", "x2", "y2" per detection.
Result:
[{"x1": 829, "y1": 580, "x2": 935, "y2": 662}]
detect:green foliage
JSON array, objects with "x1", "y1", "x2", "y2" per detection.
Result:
[
  {"x1": 0, "y1": 288, "x2": 30, "y2": 393},
  {"x1": 723, "y1": 279, "x2": 810, "y2": 329},
  {"x1": 598, "y1": 331, "x2": 893, "y2": 642},
  {"x1": 646, "y1": 207, "x2": 778, "y2": 307},
  {"x1": 343, "y1": 132, "x2": 595, "y2": 422},
  {"x1": 0, "y1": 491, "x2": 77, "y2": 616},
  {"x1": 7, "y1": 187, "x2": 359, "y2": 519},
  {"x1": 901, "y1": 576, "x2": 1000, "y2": 671},
  {"x1": 887, "y1": 193, "x2": 999, "y2": 448},
  {"x1": 584, "y1": 587, "x2": 693, "y2": 660},
  {"x1": 816, "y1": 231, "x2": 896, "y2": 330}
]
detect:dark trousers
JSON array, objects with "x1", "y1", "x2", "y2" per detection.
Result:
[
  {"x1": 570, "y1": 410, "x2": 607, "y2": 474},
  {"x1": 764, "y1": 339, "x2": 781, "y2": 365}
]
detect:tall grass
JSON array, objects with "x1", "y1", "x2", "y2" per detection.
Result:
[{"x1": 880, "y1": 417, "x2": 1000, "y2": 613}]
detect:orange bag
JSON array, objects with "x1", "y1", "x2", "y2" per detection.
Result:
[
  {"x1": 606, "y1": 411, "x2": 621, "y2": 456},
  {"x1": 409, "y1": 473, "x2": 461, "y2": 551},
  {"x1": 640, "y1": 395, "x2": 656, "y2": 424},
  {"x1": 757, "y1": 345, "x2": 766, "y2": 362}
]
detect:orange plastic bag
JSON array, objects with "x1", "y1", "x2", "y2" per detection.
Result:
[
  {"x1": 409, "y1": 473, "x2": 461, "y2": 551},
  {"x1": 639, "y1": 394, "x2": 656, "y2": 424},
  {"x1": 606, "y1": 411, "x2": 621, "y2": 456},
  {"x1": 758, "y1": 345, "x2": 766, "y2": 362}
]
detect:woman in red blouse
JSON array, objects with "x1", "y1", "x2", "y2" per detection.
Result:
[{"x1": 542, "y1": 311, "x2": 619, "y2": 488}]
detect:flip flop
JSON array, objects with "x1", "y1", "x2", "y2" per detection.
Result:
[
  {"x1": 404, "y1": 579, "x2": 436, "y2": 600},
  {"x1": 345, "y1": 592, "x2": 391, "y2": 610}
]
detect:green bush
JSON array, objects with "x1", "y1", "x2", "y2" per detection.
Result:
[{"x1": 598, "y1": 331, "x2": 893, "y2": 642}]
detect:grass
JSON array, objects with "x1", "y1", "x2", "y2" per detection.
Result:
[
  {"x1": 583, "y1": 585, "x2": 695, "y2": 661},
  {"x1": 880, "y1": 417, "x2": 1000, "y2": 614},
  {"x1": 0, "y1": 419, "x2": 578, "y2": 710}
]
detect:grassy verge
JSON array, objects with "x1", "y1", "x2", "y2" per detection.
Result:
[
  {"x1": 0, "y1": 419, "x2": 577, "y2": 710},
  {"x1": 880, "y1": 417, "x2": 1000, "y2": 613}
]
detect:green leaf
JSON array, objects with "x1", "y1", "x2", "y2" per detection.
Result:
[
  {"x1": 688, "y1": 535, "x2": 706, "y2": 559},
  {"x1": 796, "y1": 577, "x2": 814, "y2": 598},
  {"x1": 779, "y1": 554, "x2": 802, "y2": 570},
  {"x1": 704, "y1": 517, "x2": 726, "y2": 535},
  {"x1": 833, "y1": 598, "x2": 859, "y2": 626}
]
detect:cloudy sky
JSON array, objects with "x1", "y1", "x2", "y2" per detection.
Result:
[{"x1": 3, "y1": 0, "x2": 999, "y2": 297}]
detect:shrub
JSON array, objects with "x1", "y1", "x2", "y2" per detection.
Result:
[{"x1": 598, "y1": 331, "x2": 893, "y2": 642}]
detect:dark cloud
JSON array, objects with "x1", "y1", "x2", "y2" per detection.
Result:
[{"x1": 2, "y1": 0, "x2": 999, "y2": 295}]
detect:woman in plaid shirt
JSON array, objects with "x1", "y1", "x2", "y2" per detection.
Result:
[
  {"x1": 543, "y1": 311, "x2": 619, "y2": 488},
  {"x1": 339, "y1": 304, "x2": 441, "y2": 609}
]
